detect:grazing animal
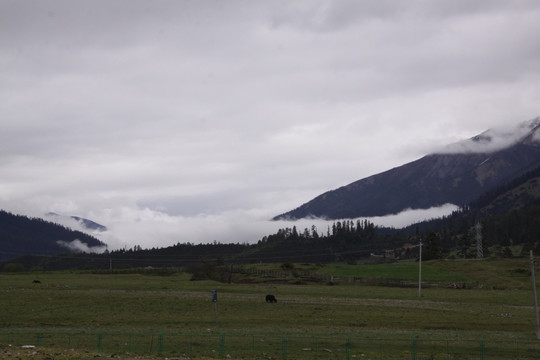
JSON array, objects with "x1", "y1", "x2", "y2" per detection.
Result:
[
  {"x1": 265, "y1": 294, "x2": 277, "y2": 303},
  {"x1": 32, "y1": 280, "x2": 41, "y2": 284}
]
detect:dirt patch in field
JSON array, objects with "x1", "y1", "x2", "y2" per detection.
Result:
[
  {"x1": 0, "y1": 344, "x2": 170, "y2": 360},
  {"x1": 237, "y1": 277, "x2": 292, "y2": 284}
]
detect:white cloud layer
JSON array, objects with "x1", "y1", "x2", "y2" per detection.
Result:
[
  {"x1": 437, "y1": 117, "x2": 540, "y2": 154},
  {"x1": 70, "y1": 204, "x2": 460, "y2": 250},
  {"x1": 1, "y1": 1, "x2": 540, "y2": 249},
  {"x1": 56, "y1": 239, "x2": 107, "y2": 254}
]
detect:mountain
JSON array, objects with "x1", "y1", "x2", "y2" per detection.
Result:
[
  {"x1": 0, "y1": 210, "x2": 107, "y2": 262},
  {"x1": 46, "y1": 212, "x2": 108, "y2": 232},
  {"x1": 71, "y1": 216, "x2": 107, "y2": 232},
  {"x1": 274, "y1": 118, "x2": 540, "y2": 220}
]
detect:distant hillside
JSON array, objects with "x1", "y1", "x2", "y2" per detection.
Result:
[
  {"x1": 0, "y1": 210, "x2": 107, "y2": 262},
  {"x1": 72, "y1": 216, "x2": 107, "y2": 232},
  {"x1": 395, "y1": 164, "x2": 540, "y2": 254},
  {"x1": 274, "y1": 118, "x2": 540, "y2": 220},
  {"x1": 469, "y1": 165, "x2": 540, "y2": 215},
  {"x1": 46, "y1": 212, "x2": 108, "y2": 232}
]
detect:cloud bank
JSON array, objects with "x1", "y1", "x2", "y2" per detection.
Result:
[
  {"x1": 56, "y1": 239, "x2": 107, "y2": 253},
  {"x1": 87, "y1": 204, "x2": 459, "y2": 250},
  {"x1": 437, "y1": 117, "x2": 540, "y2": 154},
  {"x1": 1, "y1": 1, "x2": 540, "y2": 249}
]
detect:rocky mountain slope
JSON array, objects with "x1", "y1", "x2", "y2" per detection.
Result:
[{"x1": 274, "y1": 118, "x2": 540, "y2": 220}]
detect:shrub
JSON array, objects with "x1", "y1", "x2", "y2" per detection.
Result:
[
  {"x1": 502, "y1": 247, "x2": 513, "y2": 258},
  {"x1": 280, "y1": 262, "x2": 295, "y2": 270},
  {"x1": 3, "y1": 263, "x2": 25, "y2": 272},
  {"x1": 185, "y1": 262, "x2": 218, "y2": 281}
]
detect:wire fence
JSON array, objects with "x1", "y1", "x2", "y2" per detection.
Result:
[{"x1": 1, "y1": 327, "x2": 539, "y2": 359}]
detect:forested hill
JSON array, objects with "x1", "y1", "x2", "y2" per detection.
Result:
[
  {"x1": 0, "y1": 210, "x2": 106, "y2": 261},
  {"x1": 390, "y1": 164, "x2": 540, "y2": 257},
  {"x1": 242, "y1": 166, "x2": 540, "y2": 263},
  {"x1": 469, "y1": 163, "x2": 540, "y2": 215}
]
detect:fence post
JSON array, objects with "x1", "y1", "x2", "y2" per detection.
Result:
[
  {"x1": 282, "y1": 331, "x2": 287, "y2": 359},
  {"x1": 97, "y1": 328, "x2": 103, "y2": 353},
  {"x1": 480, "y1": 335, "x2": 485, "y2": 360},
  {"x1": 36, "y1": 328, "x2": 43, "y2": 346},
  {"x1": 346, "y1": 332, "x2": 351, "y2": 360},
  {"x1": 158, "y1": 329, "x2": 163, "y2": 356},
  {"x1": 411, "y1": 332, "x2": 417, "y2": 360},
  {"x1": 219, "y1": 330, "x2": 225, "y2": 357},
  {"x1": 315, "y1": 336, "x2": 318, "y2": 360}
]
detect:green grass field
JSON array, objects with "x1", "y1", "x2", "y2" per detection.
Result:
[{"x1": 1, "y1": 258, "x2": 539, "y2": 359}]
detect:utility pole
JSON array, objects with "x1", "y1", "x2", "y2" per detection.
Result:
[
  {"x1": 418, "y1": 240, "x2": 422, "y2": 298},
  {"x1": 530, "y1": 251, "x2": 540, "y2": 339}
]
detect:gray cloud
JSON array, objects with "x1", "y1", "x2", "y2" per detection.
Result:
[
  {"x1": 437, "y1": 117, "x2": 540, "y2": 154},
  {"x1": 56, "y1": 239, "x2": 107, "y2": 254},
  {"x1": 1, "y1": 1, "x2": 540, "y2": 249}
]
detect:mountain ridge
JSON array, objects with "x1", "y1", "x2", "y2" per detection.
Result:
[
  {"x1": 274, "y1": 118, "x2": 540, "y2": 220},
  {"x1": 0, "y1": 210, "x2": 107, "y2": 262},
  {"x1": 46, "y1": 212, "x2": 108, "y2": 232}
]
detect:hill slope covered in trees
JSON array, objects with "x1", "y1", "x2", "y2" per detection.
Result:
[{"x1": 0, "y1": 210, "x2": 106, "y2": 261}]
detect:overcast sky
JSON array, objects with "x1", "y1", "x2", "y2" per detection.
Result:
[{"x1": 1, "y1": 1, "x2": 540, "y2": 250}]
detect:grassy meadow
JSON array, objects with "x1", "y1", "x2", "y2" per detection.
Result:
[{"x1": 1, "y1": 258, "x2": 539, "y2": 359}]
